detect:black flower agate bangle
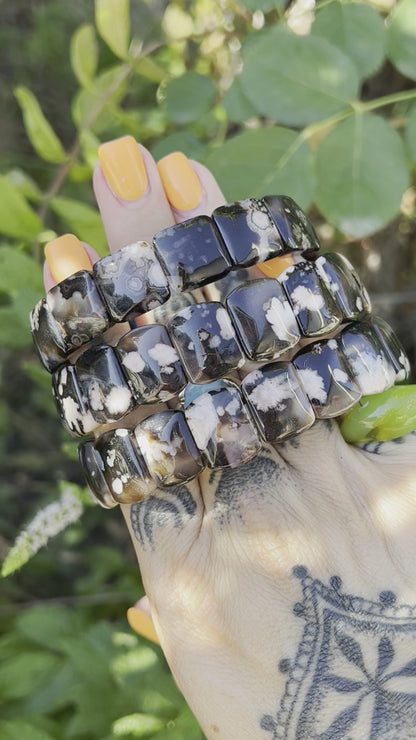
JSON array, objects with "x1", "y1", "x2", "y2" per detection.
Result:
[
  {"x1": 79, "y1": 317, "x2": 410, "y2": 509},
  {"x1": 30, "y1": 195, "x2": 320, "y2": 372}
]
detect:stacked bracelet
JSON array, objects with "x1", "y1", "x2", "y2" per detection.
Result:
[
  {"x1": 79, "y1": 316, "x2": 410, "y2": 508},
  {"x1": 30, "y1": 195, "x2": 320, "y2": 372},
  {"x1": 51, "y1": 252, "x2": 372, "y2": 438}
]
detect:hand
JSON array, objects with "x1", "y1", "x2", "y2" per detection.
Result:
[{"x1": 42, "y1": 138, "x2": 416, "y2": 739}]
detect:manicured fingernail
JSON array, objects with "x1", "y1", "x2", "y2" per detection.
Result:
[
  {"x1": 340, "y1": 385, "x2": 416, "y2": 444},
  {"x1": 98, "y1": 136, "x2": 147, "y2": 201},
  {"x1": 44, "y1": 234, "x2": 92, "y2": 283},
  {"x1": 127, "y1": 606, "x2": 159, "y2": 644},
  {"x1": 257, "y1": 254, "x2": 295, "y2": 279},
  {"x1": 157, "y1": 152, "x2": 202, "y2": 211}
]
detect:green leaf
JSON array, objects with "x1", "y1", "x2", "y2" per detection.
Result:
[
  {"x1": 312, "y1": 2, "x2": 386, "y2": 80},
  {"x1": 204, "y1": 127, "x2": 315, "y2": 209},
  {"x1": 164, "y1": 72, "x2": 217, "y2": 124},
  {"x1": 14, "y1": 86, "x2": 67, "y2": 164},
  {"x1": 5, "y1": 169, "x2": 42, "y2": 203},
  {"x1": 0, "y1": 720, "x2": 54, "y2": 740},
  {"x1": 222, "y1": 79, "x2": 257, "y2": 123},
  {"x1": 240, "y1": 27, "x2": 359, "y2": 126},
  {"x1": 0, "y1": 246, "x2": 43, "y2": 296},
  {"x1": 387, "y1": 0, "x2": 416, "y2": 81},
  {"x1": 152, "y1": 132, "x2": 206, "y2": 161},
  {"x1": 50, "y1": 197, "x2": 107, "y2": 255},
  {"x1": 16, "y1": 605, "x2": 85, "y2": 651},
  {"x1": 316, "y1": 113, "x2": 410, "y2": 237},
  {"x1": 0, "y1": 652, "x2": 61, "y2": 701},
  {"x1": 0, "y1": 287, "x2": 41, "y2": 350},
  {"x1": 95, "y1": 0, "x2": 130, "y2": 59},
  {"x1": 70, "y1": 24, "x2": 98, "y2": 89},
  {"x1": 72, "y1": 64, "x2": 127, "y2": 133},
  {"x1": 0, "y1": 177, "x2": 42, "y2": 240},
  {"x1": 405, "y1": 102, "x2": 416, "y2": 162},
  {"x1": 113, "y1": 713, "x2": 164, "y2": 737}
]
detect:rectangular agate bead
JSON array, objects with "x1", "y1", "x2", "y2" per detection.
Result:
[
  {"x1": 371, "y1": 316, "x2": 411, "y2": 382},
  {"x1": 263, "y1": 195, "x2": 320, "y2": 254},
  {"x1": 212, "y1": 198, "x2": 283, "y2": 267},
  {"x1": 314, "y1": 252, "x2": 371, "y2": 320},
  {"x1": 280, "y1": 262, "x2": 342, "y2": 337},
  {"x1": 93, "y1": 241, "x2": 170, "y2": 322},
  {"x1": 134, "y1": 410, "x2": 204, "y2": 487},
  {"x1": 339, "y1": 322, "x2": 397, "y2": 395},
  {"x1": 184, "y1": 379, "x2": 261, "y2": 468},
  {"x1": 78, "y1": 442, "x2": 118, "y2": 509},
  {"x1": 30, "y1": 298, "x2": 68, "y2": 372},
  {"x1": 52, "y1": 364, "x2": 96, "y2": 436},
  {"x1": 95, "y1": 428, "x2": 154, "y2": 504},
  {"x1": 242, "y1": 362, "x2": 315, "y2": 443},
  {"x1": 226, "y1": 278, "x2": 300, "y2": 361},
  {"x1": 75, "y1": 344, "x2": 134, "y2": 425}
]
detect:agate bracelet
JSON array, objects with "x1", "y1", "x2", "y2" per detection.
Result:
[
  {"x1": 78, "y1": 317, "x2": 410, "y2": 508},
  {"x1": 51, "y1": 252, "x2": 373, "y2": 438},
  {"x1": 30, "y1": 195, "x2": 321, "y2": 372}
]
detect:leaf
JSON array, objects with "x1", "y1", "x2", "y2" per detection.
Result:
[
  {"x1": 387, "y1": 0, "x2": 416, "y2": 81},
  {"x1": 112, "y1": 713, "x2": 164, "y2": 737},
  {"x1": 5, "y1": 169, "x2": 42, "y2": 203},
  {"x1": 50, "y1": 196, "x2": 107, "y2": 255},
  {"x1": 204, "y1": 127, "x2": 315, "y2": 209},
  {"x1": 319, "y1": 703, "x2": 360, "y2": 740},
  {"x1": 311, "y1": 2, "x2": 386, "y2": 80},
  {"x1": 0, "y1": 288, "x2": 41, "y2": 350},
  {"x1": 14, "y1": 86, "x2": 67, "y2": 164},
  {"x1": 152, "y1": 132, "x2": 206, "y2": 161},
  {"x1": 405, "y1": 102, "x2": 416, "y2": 163},
  {"x1": 70, "y1": 24, "x2": 98, "y2": 89},
  {"x1": 95, "y1": 0, "x2": 130, "y2": 60},
  {"x1": 377, "y1": 636, "x2": 394, "y2": 676},
  {"x1": 397, "y1": 657, "x2": 416, "y2": 676},
  {"x1": 316, "y1": 114, "x2": 410, "y2": 237},
  {"x1": 222, "y1": 78, "x2": 257, "y2": 123},
  {"x1": 0, "y1": 720, "x2": 54, "y2": 740},
  {"x1": 240, "y1": 27, "x2": 359, "y2": 126},
  {"x1": 72, "y1": 64, "x2": 127, "y2": 133},
  {"x1": 0, "y1": 652, "x2": 61, "y2": 701},
  {"x1": 0, "y1": 177, "x2": 42, "y2": 240},
  {"x1": 324, "y1": 674, "x2": 364, "y2": 692},
  {"x1": 0, "y1": 246, "x2": 43, "y2": 295},
  {"x1": 164, "y1": 72, "x2": 217, "y2": 124},
  {"x1": 334, "y1": 631, "x2": 366, "y2": 671},
  {"x1": 16, "y1": 605, "x2": 84, "y2": 651}
]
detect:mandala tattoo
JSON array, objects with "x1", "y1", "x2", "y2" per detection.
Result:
[
  {"x1": 261, "y1": 567, "x2": 416, "y2": 739},
  {"x1": 130, "y1": 485, "x2": 197, "y2": 548}
]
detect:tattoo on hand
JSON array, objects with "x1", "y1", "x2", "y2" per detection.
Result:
[{"x1": 130, "y1": 485, "x2": 197, "y2": 548}]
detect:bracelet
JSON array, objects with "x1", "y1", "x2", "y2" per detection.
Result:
[
  {"x1": 78, "y1": 317, "x2": 409, "y2": 508},
  {"x1": 51, "y1": 252, "x2": 372, "y2": 438},
  {"x1": 30, "y1": 195, "x2": 321, "y2": 373}
]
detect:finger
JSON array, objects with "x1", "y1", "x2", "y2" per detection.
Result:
[{"x1": 43, "y1": 234, "x2": 101, "y2": 291}]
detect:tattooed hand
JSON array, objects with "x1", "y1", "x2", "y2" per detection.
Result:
[{"x1": 43, "y1": 141, "x2": 416, "y2": 739}]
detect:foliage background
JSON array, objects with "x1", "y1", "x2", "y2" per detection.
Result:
[{"x1": 0, "y1": 0, "x2": 415, "y2": 737}]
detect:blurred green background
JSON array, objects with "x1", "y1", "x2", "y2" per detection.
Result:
[{"x1": 0, "y1": 0, "x2": 415, "y2": 737}]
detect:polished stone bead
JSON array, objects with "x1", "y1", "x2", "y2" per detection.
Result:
[
  {"x1": 135, "y1": 410, "x2": 204, "y2": 487},
  {"x1": 184, "y1": 380, "x2": 261, "y2": 468},
  {"x1": 314, "y1": 252, "x2": 371, "y2": 320},
  {"x1": 116, "y1": 325, "x2": 187, "y2": 404},
  {"x1": 263, "y1": 195, "x2": 320, "y2": 254},
  {"x1": 95, "y1": 428, "x2": 154, "y2": 504},
  {"x1": 293, "y1": 339, "x2": 362, "y2": 418},
  {"x1": 339, "y1": 322, "x2": 397, "y2": 395},
  {"x1": 226, "y1": 278, "x2": 300, "y2": 361},
  {"x1": 75, "y1": 344, "x2": 134, "y2": 425},
  {"x1": 93, "y1": 241, "x2": 170, "y2": 322},
  {"x1": 212, "y1": 198, "x2": 283, "y2": 267},
  {"x1": 52, "y1": 364, "x2": 96, "y2": 436},
  {"x1": 168, "y1": 302, "x2": 245, "y2": 383},
  {"x1": 46, "y1": 270, "x2": 110, "y2": 354},
  {"x1": 30, "y1": 298, "x2": 68, "y2": 372},
  {"x1": 242, "y1": 362, "x2": 315, "y2": 443},
  {"x1": 78, "y1": 442, "x2": 117, "y2": 508},
  {"x1": 371, "y1": 316, "x2": 411, "y2": 382},
  {"x1": 153, "y1": 215, "x2": 232, "y2": 292},
  {"x1": 280, "y1": 262, "x2": 342, "y2": 337}
]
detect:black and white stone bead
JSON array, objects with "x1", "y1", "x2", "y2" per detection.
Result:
[
  {"x1": 184, "y1": 379, "x2": 261, "y2": 468},
  {"x1": 52, "y1": 364, "x2": 96, "y2": 436},
  {"x1": 371, "y1": 316, "x2": 411, "y2": 382},
  {"x1": 30, "y1": 297, "x2": 68, "y2": 372},
  {"x1": 93, "y1": 241, "x2": 170, "y2": 322},
  {"x1": 314, "y1": 252, "x2": 371, "y2": 321},
  {"x1": 212, "y1": 198, "x2": 283, "y2": 267},
  {"x1": 95, "y1": 428, "x2": 154, "y2": 504},
  {"x1": 293, "y1": 339, "x2": 362, "y2": 418},
  {"x1": 168, "y1": 302, "x2": 245, "y2": 383},
  {"x1": 134, "y1": 410, "x2": 204, "y2": 487},
  {"x1": 226, "y1": 278, "x2": 300, "y2": 361},
  {"x1": 263, "y1": 195, "x2": 320, "y2": 254},
  {"x1": 75, "y1": 344, "x2": 134, "y2": 426},
  {"x1": 280, "y1": 261, "x2": 342, "y2": 337},
  {"x1": 78, "y1": 442, "x2": 117, "y2": 509},
  {"x1": 339, "y1": 322, "x2": 397, "y2": 395},
  {"x1": 242, "y1": 362, "x2": 315, "y2": 443}
]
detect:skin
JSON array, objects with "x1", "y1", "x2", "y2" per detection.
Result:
[{"x1": 44, "y1": 145, "x2": 416, "y2": 739}]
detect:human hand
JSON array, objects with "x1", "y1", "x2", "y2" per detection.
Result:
[{"x1": 39, "y1": 138, "x2": 416, "y2": 739}]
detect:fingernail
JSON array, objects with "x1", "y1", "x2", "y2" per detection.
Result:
[
  {"x1": 44, "y1": 234, "x2": 92, "y2": 283},
  {"x1": 98, "y1": 136, "x2": 148, "y2": 201},
  {"x1": 340, "y1": 385, "x2": 416, "y2": 444},
  {"x1": 157, "y1": 152, "x2": 202, "y2": 211},
  {"x1": 257, "y1": 254, "x2": 295, "y2": 279},
  {"x1": 127, "y1": 606, "x2": 160, "y2": 644}
]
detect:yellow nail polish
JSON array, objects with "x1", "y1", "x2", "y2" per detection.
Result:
[
  {"x1": 44, "y1": 234, "x2": 92, "y2": 283},
  {"x1": 257, "y1": 254, "x2": 295, "y2": 279},
  {"x1": 157, "y1": 152, "x2": 202, "y2": 211},
  {"x1": 98, "y1": 136, "x2": 147, "y2": 201},
  {"x1": 127, "y1": 607, "x2": 160, "y2": 644}
]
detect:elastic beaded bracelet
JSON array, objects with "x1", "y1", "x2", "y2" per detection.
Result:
[
  {"x1": 30, "y1": 195, "x2": 320, "y2": 373},
  {"x1": 51, "y1": 252, "x2": 373, "y2": 438},
  {"x1": 79, "y1": 317, "x2": 410, "y2": 508}
]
